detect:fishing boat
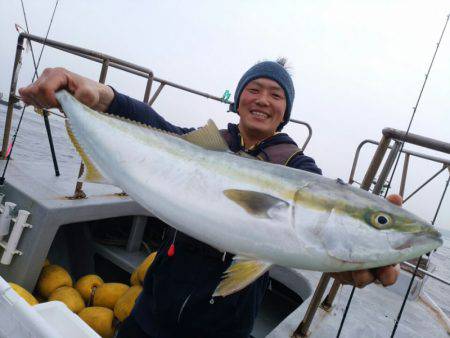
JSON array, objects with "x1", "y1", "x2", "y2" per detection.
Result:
[{"x1": 0, "y1": 29, "x2": 449, "y2": 338}]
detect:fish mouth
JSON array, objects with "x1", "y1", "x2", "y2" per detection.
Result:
[{"x1": 390, "y1": 227, "x2": 443, "y2": 251}]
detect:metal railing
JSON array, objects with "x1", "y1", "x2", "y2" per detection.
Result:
[
  {"x1": 293, "y1": 127, "x2": 450, "y2": 337},
  {"x1": 1, "y1": 33, "x2": 313, "y2": 198}
]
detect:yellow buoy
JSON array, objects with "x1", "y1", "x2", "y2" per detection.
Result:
[
  {"x1": 75, "y1": 274, "x2": 104, "y2": 304},
  {"x1": 78, "y1": 306, "x2": 115, "y2": 338},
  {"x1": 130, "y1": 269, "x2": 140, "y2": 286},
  {"x1": 48, "y1": 286, "x2": 85, "y2": 313},
  {"x1": 114, "y1": 285, "x2": 143, "y2": 322},
  {"x1": 9, "y1": 283, "x2": 38, "y2": 306},
  {"x1": 137, "y1": 251, "x2": 157, "y2": 283},
  {"x1": 37, "y1": 265, "x2": 73, "y2": 298},
  {"x1": 93, "y1": 283, "x2": 129, "y2": 310}
]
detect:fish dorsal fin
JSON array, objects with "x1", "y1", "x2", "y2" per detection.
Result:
[
  {"x1": 65, "y1": 120, "x2": 110, "y2": 184},
  {"x1": 223, "y1": 189, "x2": 289, "y2": 219},
  {"x1": 181, "y1": 119, "x2": 229, "y2": 151},
  {"x1": 213, "y1": 257, "x2": 272, "y2": 297}
]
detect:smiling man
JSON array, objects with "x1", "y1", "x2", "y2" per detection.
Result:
[{"x1": 19, "y1": 59, "x2": 400, "y2": 338}]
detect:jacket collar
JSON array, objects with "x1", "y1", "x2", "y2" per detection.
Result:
[{"x1": 226, "y1": 123, "x2": 297, "y2": 155}]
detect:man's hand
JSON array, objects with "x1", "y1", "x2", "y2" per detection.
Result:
[
  {"x1": 331, "y1": 194, "x2": 403, "y2": 288},
  {"x1": 19, "y1": 67, "x2": 114, "y2": 112}
]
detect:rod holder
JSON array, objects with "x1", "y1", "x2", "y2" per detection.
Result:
[
  {"x1": 0, "y1": 201, "x2": 16, "y2": 241},
  {"x1": 1, "y1": 209, "x2": 31, "y2": 265}
]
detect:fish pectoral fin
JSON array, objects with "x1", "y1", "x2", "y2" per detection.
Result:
[
  {"x1": 223, "y1": 189, "x2": 289, "y2": 218},
  {"x1": 181, "y1": 119, "x2": 229, "y2": 151},
  {"x1": 65, "y1": 120, "x2": 110, "y2": 184},
  {"x1": 213, "y1": 258, "x2": 272, "y2": 297}
]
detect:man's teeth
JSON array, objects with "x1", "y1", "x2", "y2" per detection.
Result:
[{"x1": 252, "y1": 111, "x2": 269, "y2": 118}]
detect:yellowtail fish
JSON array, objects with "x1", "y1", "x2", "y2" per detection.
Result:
[{"x1": 56, "y1": 90, "x2": 442, "y2": 297}]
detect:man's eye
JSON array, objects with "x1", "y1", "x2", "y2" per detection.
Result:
[{"x1": 248, "y1": 88, "x2": 258, "y2": 94}]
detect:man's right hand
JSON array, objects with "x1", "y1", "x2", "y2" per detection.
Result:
[{"x1": 19, "y1": 67, "x2": 114, "y2": 112}]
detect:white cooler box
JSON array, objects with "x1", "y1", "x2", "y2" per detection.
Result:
[{"x1": 0, "y1": 276, "x2": 100, "y2": 338}]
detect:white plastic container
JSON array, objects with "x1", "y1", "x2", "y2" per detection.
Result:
[
  {"x1": 0, "y1": 276, "x2": 100, "y2": 338},
  {"x1": 35, "y1": 301, "x2": 100, "y2": 338}
]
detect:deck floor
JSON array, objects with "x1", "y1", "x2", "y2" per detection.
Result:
[{"x1": 267, "y1": 270, "x2": 449, "y2": 338}]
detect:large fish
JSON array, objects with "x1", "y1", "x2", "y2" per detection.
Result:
[{"x1": 56, "y1": 90, "x2": 442, "y2": 297}]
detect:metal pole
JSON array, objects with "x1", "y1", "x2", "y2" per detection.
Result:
[
  {"x1": 399, "y1": 153, "x2": 410, "y2": 197},
  {"x1": 361, "y1": 135, "x2": 391, "y2": 190},
  {"x1": 431, "y1": 172, "x2": 450, "y2": 225},
  {"x1": 143, "y1": 72, "x2": 154, "y2": 104},
  {"x1": 43, "y1": 111, "x2": 60, "y2": 176},
  {"x1": 382, "y1": 128, "x2": 450, "y2": 154},
  {"x1": 321, "y1": 278, "x2": 341, "y2": 311},
  {"x1": 351, "y1": 139, "x2": 450, "y2": 177},
  {"x1": 290, "y1": 118, "x2": 313, "y2": 151},
  {"x1": 293, "y1": 273, "x2": 331, "y2": 337},
  {"x1": 403, "y1": 165, "x2": 447, "y2": 203},
  {"x1": 402, "y1": 261, "x2": 450, "y2": 286},
  {"x1": 99, "y1": 58, "x2": 109, "y2": 84},
  {"x1": 1, "y1": 36, "x2": 25, "y2": 159},
  {"x1": 373, "y1": 140, "x2": 402, "y2": 195},
  {"x1": 348, "y1": 141, "x2": 368, "y2": 184},
  {"x1": 148, "y1": 83, "x2": 166, "y2": 106}
]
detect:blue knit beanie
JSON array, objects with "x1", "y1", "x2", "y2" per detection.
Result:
[{"x1": 232, "y1": 61, "x2": 295, "y2": 131}]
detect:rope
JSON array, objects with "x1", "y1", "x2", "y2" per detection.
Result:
[
  {"x1": 336, "y1": 14, "x2": 450, "y2": 337},
  {"x1": 0, "y1": 0, "x2": 59, "y2": 185}
]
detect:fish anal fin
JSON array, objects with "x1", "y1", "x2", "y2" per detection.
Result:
[
  {"x1": 65, "y1": 120, "x2": 109, "y2": 184},
  {"x1": 213, "y1": 258, "x2": 272, "y2": 297},
  {"x1": 223, "y1": 189, "x2": 289, "y2": 218},
  {"x1": 181, "y1": 119, "x2": 229, "y2": 151}
]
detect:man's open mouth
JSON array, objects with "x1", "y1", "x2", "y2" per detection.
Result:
[{"x1": 251, "y1": 111, "x2": 270, "y2": 119}]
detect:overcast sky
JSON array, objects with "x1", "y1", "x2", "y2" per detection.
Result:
[{"x1": 0, "y1": 0, "x2": 449, "y2": 229}]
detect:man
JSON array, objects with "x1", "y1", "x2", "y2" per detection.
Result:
[{"x1": 20, "y1": 60, "x2": 400, "y2": 338}]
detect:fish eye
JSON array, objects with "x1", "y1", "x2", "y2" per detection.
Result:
[{"x1": 370, "y1": 213, "x2": 392, "y2": 229}]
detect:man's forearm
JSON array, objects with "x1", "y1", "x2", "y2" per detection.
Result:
[{"x1": 106, "y1": 90, "x2": 195, "y2": 135}]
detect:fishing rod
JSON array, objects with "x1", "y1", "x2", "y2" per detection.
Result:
[
  {"x1": 336, "y1": 13, "x2": 450, "y2": 338},
  {"x1": 0, "y1": 0, "x2": 60, "y2": 186}
]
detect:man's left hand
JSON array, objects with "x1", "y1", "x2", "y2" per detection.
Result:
[{"x1": 331, "y1": 194, "x2": 403, "y2": 288}]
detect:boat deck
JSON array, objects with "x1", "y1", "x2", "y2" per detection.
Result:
[
  {"x1": 1, "y1": 159, "x2": 448, "y2": 337},
  {"x1": 0, "y1": 159, "x2": 150, "y2": 289},
  {"x1": 268, "y1": 270, "x2": 450, "y2": 337}
]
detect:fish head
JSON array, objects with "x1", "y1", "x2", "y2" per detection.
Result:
[{"x1": 294, "y1": 179, "x2": 443, "y2": 270}]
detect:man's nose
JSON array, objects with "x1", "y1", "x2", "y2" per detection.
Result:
[{"x1": 255, "y1": 92, "x2": 270, "y2": 106}]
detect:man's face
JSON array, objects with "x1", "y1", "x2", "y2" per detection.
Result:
[{"x1": 238, "y1": 78, "x2": 287, "y2": 138}]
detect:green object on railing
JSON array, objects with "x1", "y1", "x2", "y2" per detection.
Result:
[{"x1": 222, "y1": 90, "x2": 231, "y2": 102}]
